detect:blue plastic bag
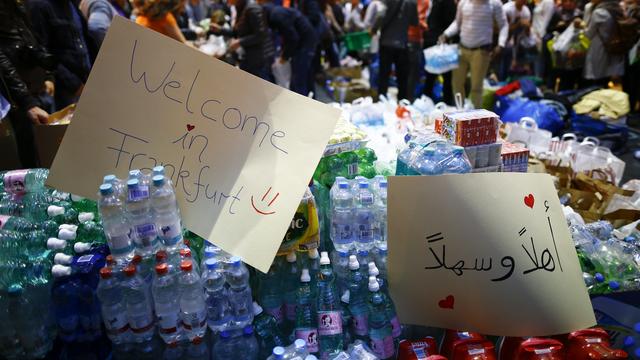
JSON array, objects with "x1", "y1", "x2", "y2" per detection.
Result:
[{"x1": 495, "y1": 96, "x2": 564, "y2": 135}]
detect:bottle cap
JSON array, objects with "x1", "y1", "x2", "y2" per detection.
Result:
[
  {"x1": 99, "y1": 183, "x2": 113, "y2": 195},
  {"x1": 179, "y1": 248, "x2": 192, "y2": 258},
  {"x1": 52, "y1": 264, "x2": 72, "y2": 278},
  {"x1": 205, "y1": 258, "x2": 218, "y2": 270},
  {"x1": 348, "y1": 255, "x2": 359, "y2": 270},
  {"x1": 54, "y1": 253, "x2": 73, "y2": 265},
  {"x1": 286, "y1": 251, "x2": 297, "y2": 263},
  {"x1": 106, "y1": 255, "x2": 115, "y2": 265},
  {"x1": 74, "y1": 242, "x2": 91, "y2": 254},
  {"x1": 368, "y1": 262, "x2": 379, "y2": 276},
  {"x1": 132, "y1": 254, "x2": 142, "y2": 264},
  {"x1": 594, "y1": 273, "x2": 605, "y2": 283},
  {"x1": 357, "y1": 249, "x2": 369, "y2": 256},
  {"x1": 308, "y1": 248, "x2": 319, "y2": 259},
  {"x1": 338, "y1": 182, "x2": 349, "y2": 189},
  {"x1": 358, "y1": 181, "x2": 369, "y2": 189},
  {"x1": 47, "y1": 205, "x2": 65, "y2": 217},
  {"x1": 58, "y1": 224, "x2": 77, "y2": 232},
  {"x1": 368, "y1": 275, "x2": 379, "y2": 292},
  {"x1": 230, "y1": 256, "x2": 242, "y2": 266},
  {"x1": 242, "y1": 325, "x2": 254, "y2": 335},
  {"x1": 153, "y1": 166, "x2": 165, "y2": 175},
  {"x1": 180, "y1": 260, "x2": 193, "y2": 272},
  {"x1": 320, "y1": 251, "x2": 330, "y2": 265},
  {"x1": 155, "y1": 250, "x2": 168, "y2": 263},
  {"x1": 124, "y1": 265, "x2": 136, "y2": 277},
  {"x1": 305, "y1": 356, "x2": 318, "y2": 360},
  {"x1": 204, "y1": 247, "x2": 216, "y2": 259},
  {"x1": 155, "y1": 263, "x2": 168, "y2": 275},
  {"x1": 453, "y1": 146, "x2": 464, "y2": 154},
  {"x1": 100, "y1": 267, "x2": 113, "y2": 279},
  {"x1": 338, "y1": 249, "x2": 349, "y2": 257},
  {"x1": 341, "y1": 290, "x2": 350, "y2": 304},
  {"x1": 152, "y1": 175, "x2": 165, "y2": 187},
  {"x1": 252, "y1": 302, "x2": 263, "y2": 316},
  {"x1": 377, "y1": 243, "x2": 388, "y2": 253},
  {"x1": 301, "y1": 268, "x2": 311, "y2": 282},
  {"x1": 126, "y1": 178, "x2": 139, "y2": 188},
  {"x1": 58, "y1": 228, "x2": 77, "y2": 241},
  {"x1": 128, "y1": 169, "x2": 141, "y2": 179},
  {"x1": 609, "y1": 281, "x2": 620, "y2": 290},
  {"x1": 294, "y1": 339, "x2": 306, "y2": 350},
  {"x1": 220, "y1": 331, "x2": 231, "y2": 339},
  {"x1": 47, "y1": 237, "x2": 67, "y2": 250},
  {"x1": 78, "y1": 212, "x2": 95, "y2": 223},
  {"x1": 272, "y1": 347, "x2": 285, "y2": 357},
  {"x1": 103, "y1": 174, "x2": 117, "y2": 184}
]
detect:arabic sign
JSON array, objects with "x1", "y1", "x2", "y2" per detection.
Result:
[
  {"x1": 387, "y1": 173, "x2": 595, "y2": 336},
  {"x1": 46, "y1": 17, "x2": 340, "y2": 273}
]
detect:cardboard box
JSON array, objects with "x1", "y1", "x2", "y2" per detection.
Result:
[
  {"x1": 442, "y1": 109, "x2": 499, "y2": 146},
  {"x1": 0, "y1": 119, "x2": 21, "y2": 170},
  {"x1": 33, "y1": 104, "x2": 74, "y2": 168}
]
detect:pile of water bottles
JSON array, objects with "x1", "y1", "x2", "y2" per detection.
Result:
[
  {"x1": 396, "y1": 134, "x2": 472, "y2": 176},
  {"x1": 314, "y1": 148, "x2": 379, "y2": 188}
]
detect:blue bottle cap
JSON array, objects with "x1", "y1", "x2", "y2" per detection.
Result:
[
  {"x1": 99, "y1": 183, "x2": 113, "y2": 195},
  {"x1": 358, "y1": 181, "x2": 369, "y2": 189},
  {"x1": 152, "y1": 175, "x2": 164, "y2": 187},
  {"x1": 338, "y1": 182, "x2": 349, "y2": 189},
  {"x1": 220, "y1": 331, "x2": 230, "y2": 339},
  {"x1": 126, "y1": 179, "x2": 139, "y2": 188},
  {"x1": 634, "y1": 322, "x2": 640, "y2": 332},
  {"x1": 103, "y1": 174, "x2": 117, "y2": 183},
  {"x1": 128, "y1": 169, "x2": 141, "y2": 178},
  {"x1": 594, "y1": 273, "x2": 605, "y2": 282},
  {"x1": 205, "y1": 258, "x2": 218, "y2": 270},
  {"x1": 153, "y1": 165, "x2": 165, "y2": 175},
  {"x1": 609, "y1": 281, "x2": 620, "y2": 290},
  {"x1": 230, "y1": 256, "x2": 242, "y2": 266},
  {"x1": 243, "y1": 325, "x2": 253, "y2": 335},
  {"x1": 357, "y1": 249, "x2": 369, "y2": 256},
  {"x1": 623, "y1": 335, "x2": 635, "y2": 347},
  {"x1": 338, "y1": 249, "x2": 349, "y2": 257},
  {"x1": 635, "y1": 348, "x2": 640, "y2": 358}
]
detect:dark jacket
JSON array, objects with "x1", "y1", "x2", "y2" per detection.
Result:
[
  {"x1": 300, "y1": 0, "x2": 329, "y2": 39},
  {"x1": 0, "y1": 0, "x2": 55, "y2": 111},
  {"x1": 232, "y1": 3, "x2": 276, "y2": 67},
  {"x1": 424, "y1": 0, "x2": 456, "y2": 47},
  {"x1": 27, "y1": 0, "x2": 97, "y2": 100},
  {"x1": 263, "y1": 3, "x2": 318, "y2": 58},
  {"x1": 373, "y1": 0, "x2": 418, "y2": 49},
  {"x1": 547, "y1": 7, "x2": 583, "y2": 34}
]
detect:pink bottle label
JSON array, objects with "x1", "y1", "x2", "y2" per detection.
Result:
[
  {"x1": 352, "y1": 314, "x2": 368, "y2": 336},
  {"x1": 295, "y1": 328, "x2": 319, "y2": 353},
  {"x1": 266, "y1": 306, "x2": 284, "y2": 324},
  {"x1": 390, "y1": 316, "x2": 402, "y2": 337},
  {"x1": 285, "y1": 303, "x2": 296, "y2": 321},
  {"x1": 4, "y1": 170, "x2": 28, "y2": 195},
  {"x1": 0, "y1": 215, "x2": 8, "y2": 229},
  {"x1": 317, "y1": 311, "x2": 342, "y2": 336},
  {"x1": 371, "y1": 336, "x2": 395, "y2": 359}
]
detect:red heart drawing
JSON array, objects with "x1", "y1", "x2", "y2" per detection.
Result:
[
  {"x1": 186, "y1": 124, "x2": 195, "y2": 131},
  {"x1": 438, "y1": 295, "x2": 455, "y2": 310},
  {"x1": 524, "y1": 194, "x2": 535, "y2": 209}
]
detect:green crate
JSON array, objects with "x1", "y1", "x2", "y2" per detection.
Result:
[{"x1": 343, "y1": 31, "x2": 372, "y2": 52}]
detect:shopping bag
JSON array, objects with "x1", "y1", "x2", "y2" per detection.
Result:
[
  {"x1": 423, "y1": 44, "x2": 459, "y2": 74},
  {"x1": 495, "y1": 96, "x2": 564, "y2": 134},
  {"x1": 271, "y1": 59, "x2": 292, "y2": 89}
]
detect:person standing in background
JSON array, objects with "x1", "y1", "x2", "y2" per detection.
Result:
[
  {"x1": 501, "y1": 0, "x2": 531, "y2": 80},
  {"x1": 531, "y1": 0, "x2": 555, "y2": 77},
  {"x1": 422, "y1": 0, "x2": 456, "y2": 104},
  {"x1": 364, "y1": 0, "x2": 385, "y2": 55},
  {"x1": 28, "y1": 0, "x2": 97, "y2": 110},
  {"x1": 441, "y1": 0, "x2": 508, "y2": 109},
  {"x1": 345, "y1": 0, "x2": 366, "y2": 32},
  {"x1": 372, "y1": 0, "x2": 418, "y2": 100},
  {"x1": 545, "y1": 0, "x2": 583, "y2": 90},
  {"x1": 300, "y1": 0, "x2": 329, "y2": 95},
  {"x1": 406, "y1": 0, "x2": 428, "y2": 101},
  {"x1": 582, "y1": 0, "x2": 625, "y2": 86},
  {"x1": 79, "y1": 0, "x2": 130, "y2": 46},
  {"x1": 134, "y1": 0, "x2": 190, "y2": 43},
  {"x1": 185, "y1": 0, "x2": 211, "y2": 23},
  {"x1": 622, "y1": 0, "x2": 639, "y2": 112}
]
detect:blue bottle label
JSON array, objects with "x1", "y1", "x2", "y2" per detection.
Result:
[{"x1": 318, "y1": 311, "x2": 342, "y2": 336}]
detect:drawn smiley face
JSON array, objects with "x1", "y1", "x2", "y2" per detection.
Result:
[{"x1": 251, "y1": 186, "x2": 280, "y2": 216}]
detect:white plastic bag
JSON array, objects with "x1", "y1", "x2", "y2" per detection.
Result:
[
  {"x1": 552, "y1": 24, "x2": 576, "y2": 53},
  {"x1": 271, "y1": 60, "x2": 292, "y2": 89},
  {"x1": 423, "y1": 44, "x2": 460, "y2": 74}
]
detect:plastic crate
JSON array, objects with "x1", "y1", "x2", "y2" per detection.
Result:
[{"x1": 343, "y1": 32, "x2": 371, "y2": 52}]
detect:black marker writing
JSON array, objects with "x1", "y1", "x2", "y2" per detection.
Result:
[{"x1": 521, "y1": 237, "x2": 555, "y2": 275}]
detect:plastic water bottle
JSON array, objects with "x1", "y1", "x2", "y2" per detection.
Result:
[
  {"x1": 295, "y1": 269, "x2": 319, "y2": 354},
  {"x1": 151, "y1": 175, "x2": 183, "y2": 251},
  {"x1": 317, "y1": 252, "x2": 343, "y2": 358},
  {"x1": 125, "y1": 179, "x2": 159, "y2": 256},
  {"x1": 180, "y1": 248, "x2": 200, "y2": 274},
  {"x1": 258, "y1": 260, "x2": 284, "y2": 324},
  {"x1": 373, "y1": 245, "x2": 388, "y2": 280},
  {"x1": 0, "y1": 292, "x2": 21, "y2": 359},
  {"x1": 267, "y1": 346, "x2": 287, "y2": 360},
  {"x1": 51, "y1": 265, "x2": 80, "y2": 342},
  {"x1": 0, "y1": 169, "x2": 48, "y2": 194},
  {"x1": 347, "y1": 256, "x2": 368, "y2": 340},
  {"x1": 354, "y1": 182, "x2": 375, "y2": 252},
  {"x1": 152, "y1": 262, "x2": 182, "y2": 344},
  {"x1": 178, "y1": 260, "x2": 207, "y2": 340},
  {"x1": 331, "y1": 182, "x2": 354, "y2": 252},
  {"x1": 356, "y1": 250, "x2": 372, "y2": 274},
  {"x1": 97, "y1": 267, "x2": 131, "y2": 344},
  {"x1": 290, "y1": 338, "x2": 310, "y2": 358},
  {"x1": 239, "y1": 325, "x2": 259, "y2": 360},
  {"x1": 186, "y1": 336, "x2": 210, "y2": 360},
  {"x1": 203, "y1": 258, "x2": 232, "y2": 332},
  {"x1": 340, "y1": 291, "x2": 353, "y2": 347},
  {"x1": 215, "y1": 329, "x2": 242, "y2": 360},
  {"x1": 396, "y1": 143, "x2": 420, "y2": 176},
  {"x1": 369, "y1": 265, "x2": 401, "y2": 341},
  {"x1": 98, "y1": 183, "x2": 134, "y2": 261},
  {"x1": 367, "y1": 276, "x2": 394, "y2": 359},
  {"x1": 122, "y1": 264, "x2": 155, "y2": 342},
  {"x1": 374, "y1": 180, "x2": 387, "y2": 249},
  {"x1": 442, "y1": 146, "x2": 472, "y2": 174},
  {"x1": 332, "y1": 249, "x2": 351, "y2": 294},
  {"x1": 0, "y1": 214, "x2": 39, "y2": 232},
  {"x1": 252, "y1": 302, "x2": 287, "y2": 358},
  {"x1": 226, "y1": 256, "x2": 254, "y2": 329},
  {"x1": 7, "y1": 284, "x2": 52, "y2": 358},
  {"x1": 306, "y1": 249, "x2": 321, "y2": 292},
  {"x1": 283, "y1": 251, "x2": 300, "y2": 328}
]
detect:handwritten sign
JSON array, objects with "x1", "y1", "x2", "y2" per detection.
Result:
[
  {"x1": 46, "y1": 17, "x2": 340, "y2": 272},
  {"x1": 387, "y1": 173, "x2": 595, "y2": 336}
]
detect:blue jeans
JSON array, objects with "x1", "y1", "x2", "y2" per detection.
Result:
[{"x1": 290, "y1": 46, "x2": 316, "y2": 96}]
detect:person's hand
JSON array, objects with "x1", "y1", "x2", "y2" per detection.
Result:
[
  {"x1": 573, "y1": 17, "x2": 583, "y2": 28},
  {"x1": 520, "y1": 18, "x2": 530, "y2": 27},
  {"x1": 279, "y1": 56, "x2": 287, "y2": 64},
  {"x1": 209, "y1": 23, "x2": 222, "y2": 33},
  {"x1": 26, "y1": 106, "x2": 49, "y2": 125},
  {"x1": 229, "y1": 38, "x2": 241, "y2": 52},
  {"x1": 438, "y1": 34, "x2": 448, "y2": 44},
  {"x1": 44, "y1": 80, "x2": 55, "y2": 96},
  {"x1": 491, "y1": 45, "x2": 503, "y2": 59}
]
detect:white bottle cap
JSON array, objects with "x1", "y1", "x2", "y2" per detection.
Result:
[
  {"x1": 78, "y1": 212, "x2": 95, "y2": 223},
  {"x1": 74, "y1": 242, "x2": 91, "y2": 254},
  {"x1": 47, "y1": 205, "x2": 65, "y2": 217},
  {"x1": 58, "y1": 228, "x2": 77, "y2": 241},
  {"x1": 300, "y1": 268, "x2": 311, "y2": 282},
  {"x1": 286, "y1": 251, "x2": 297, "y2": 263},
  {"x1": 305, "y1": 355, "x2": 318, "y2": 360},
  {"x1": 348, "y1": 255, "x2": 359, "y2": 270},
  {"x1": 294, "y1": 339, "x2": 306, "y2": 350},
  {"x1": 52, "y1": 264, "x2": 72, "y2": 278},
  {"x1": 47, "y1": 238, "x2": 67, "y2": 250},
  {"x1": 252, "y1": 302, "x2": 263, "y2": 316},
  {"x1": 341, "y1": 290, "x2": 350, "y2": 304},
  {"x1": 368, "y1": 275, "x2": 379, "y2": 292},
  {"x1": 58, "y1": 224, "x2": 78, "y2": 232},
  {"x1": 70, "y1": 194, "x2": 86, "y2": 201},
  {"x1": 368, "y1": 262, "x2": 379, "y2": 276},
  {"x1": 308, "y1": 248, "x2": 319, "y2": 259},
  {"x1": 319, "y1": 251, "x2": 330, "y2": 265},
  {"x1": 272, "y1": 347, "x2": 285, "y2": 357},
  {"x1": 54, "y1": 253, "x2": 73, "y2": 265}
]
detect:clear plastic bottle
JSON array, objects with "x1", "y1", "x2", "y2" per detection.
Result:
[
  {"x1": 283, "y1": 252, "x2": 300, "y2": 328},
  {"x1": 186, "y1": 337, "x2": 209, "y2": 360},
  {"x1": 367, "y1": 276, "x2": 394, "y2": 359},
  {"x1": 306, "y1": 249, "x2": 321, "y2": 294},
  {"x1": 374, "y1": 180, "x2": 387, "y2": 249},
  {"x1": 178, "y1": 260, "x2": 207, "y2": 340},
  {"x1": 347, "y1": 256, "x2": 368, "y2": 340},
  {"x1": 7, "y1": 284, "x2": 52, "y2": 358},
  {"x1": 0, "y1": 291, "x2": 21, "y2": 359},
  {"x1": 442, "y1": 146, "x2": 472, "y2": 174},
  {"x1": 373, "y1": 245, "x2": 388, "y2": 280},
  {"x1": 122, "y1": 264, "x2": 155, "y2": 342},
  {"x1": 340, "y1": 291, "x2": 353, "y2": 348},
  {"x1": 368, "y1": 264, "x2": 400, "y2": 340},
  {"x1": 252, "y1": 302, "x2": 287, "y2": 359},
  {"x1": 414, "y1": 148, "x2": 442, "y2": 176},
  {"x1": 51, "y1": 265, "x2": 80, "y2": 342},
  {"x1": 267, "y1": 346, "x2": 287, "y2": 360},
  {"x1": 203, "y1": 258, "x2": 232, "y2": 332},
  {"x1": 125, "y1": 179, "x2": 159, "y2": 257},
  {"x1": 396, "y1": 143, "x2": 421, "y2": 175},
  {"x1": 151, "y1": 175, "x2": 183, "y2": 251},
  {"x1": 332, "y1": 249, "x2": 351, "y2": 294},
  {"x1": 97, "y1": 267, "x2": 131, "y2": 345},
  {"x1": 98, "y1": 183, "x2": 134, "y2": 261},
  {"x1": 152, "y1": 263, "x2": 182, "y2": 344},
  {"x1": 0, "y1": 168, "x2": 48, "y2": 194},
  {"x1": 226, "y1": 256, "x2": 254, "y2": 329},
  {"x1": 214, "y1": 329, "x2": 242, "y2": 360},
  {"x1": 295, "y1": 269, "x2": 319, "y2": 354},
  {"x1": 317, "y1": 253, "x2": 343, "y2": 358},
  {"x1": 354, "y1": 182, "x2": 375, "y2": 252},
  {"x1": 356, "y1": 250, "x2": 372, "y2": 274},
  {"x1": 180, "y1": 248, "x2": 200, "y2": 274},
  {"x1": 238, "y1": 325, "x2": 259, "y2": 360},
  {"x1": 259, "y1": 259, "x2": 284, "y2": 324},
  {"x1": 331, "y1": 182, "x2": 354, "y2": 252},
  {"x1": 0, "y1": 214, "x2": 39, "y2": 232}
]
